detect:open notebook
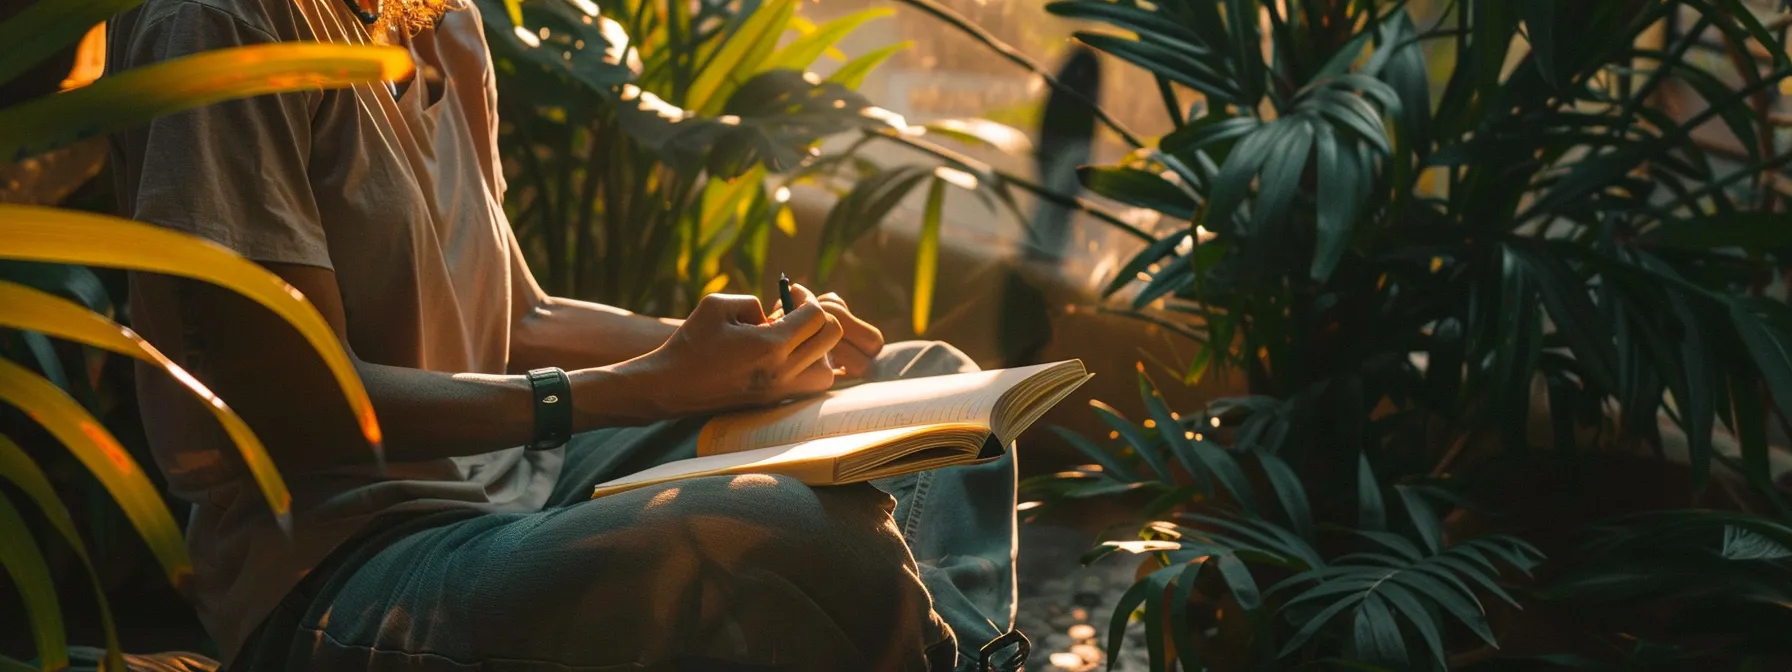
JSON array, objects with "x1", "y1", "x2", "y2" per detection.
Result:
[{"x1": 590, "y1": 359, "x2": 1092, "y2": 498}]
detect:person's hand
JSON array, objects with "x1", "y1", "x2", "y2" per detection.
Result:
[
  {"x1": 622, "y1": 292, "x2": 842, "y2": 416},
  {"x1": 771, "y1": 283, "x2": 885, "y2": 380}
]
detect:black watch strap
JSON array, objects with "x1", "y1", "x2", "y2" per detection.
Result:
[{"x1": 526, "y1": 367, "x2": 572, "y2": 451}]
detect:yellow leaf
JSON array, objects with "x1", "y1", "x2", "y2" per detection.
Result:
[
  {"x1": 0, "y1": 281, "x2": 292, "y2": 530},
  {"x1": 0, "y1": 358, "x2": 191, "y2": 589},
  {"x1": 0, "y1": 435, "x2": 121, "y2": 672},
  {"x1": 686, "y1": 0, "x2": 796, "y2": 115},
  {"x1": 762, "y1": 9, "x2": 892, "y2": 74},
  {"x1": 775, "y1": 205, "x2": 798, "y2": 237},
  {"x1": 0, "y1": 205, "x2": 383, "y2": 456},
  {"x1": 825, "y1": 41, "x2": 910, "y2": 90},
  {"x1": 912, "y1": 178, "x2": 946, "y2": 336},
  {"x1": 0, "y1": 42, "x2": 413, "y2": 161},
  {"x1": 0, "y1": 494, "x2": 66, "y2": 671},
  {"x1": 701, "y1": 274, "x2": 731, "y2": 295}
]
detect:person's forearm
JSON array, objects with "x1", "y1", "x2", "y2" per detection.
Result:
[
  {"x1": 356, "y1": 359, "x2": 660, "y2": 464},
  {"x1": 509, "y1": 296, "x2": 681, "y2": 372}
]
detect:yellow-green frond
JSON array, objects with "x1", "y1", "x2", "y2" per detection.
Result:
[
  {"x1": 0, "y1": 205, "x2": 383, "y2": 455},
  {"x1": 0, "y1": 281, "x2": 292, "y2": 530},
  {"x1": 0, "y1": 435, "x2": 121, "y2": 672},
  {"x1": 0, "y1": 490, "x2": 68, "y2": 672},
  {"x1": 761, "y1": 9, "x2": 892, "y2": 74},
  {"x1": 0, "y1": 358, "x2": 191, "y2": 590},
  {"x1": 0, "y1": 42, "x2": 413, "y2": 161}
]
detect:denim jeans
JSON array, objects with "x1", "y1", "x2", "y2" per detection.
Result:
[{"x1": 228, "y1": 341, "x2": 1018, "y2": 671}]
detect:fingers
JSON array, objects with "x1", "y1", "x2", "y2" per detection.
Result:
[
  {"x1": 813, "y1": 290, "x2": 884, "y2": 361},
  {"x1": 786, "y1": 311, "x2": 844, "y2": 373},
  {"x1": 766, "y1": 297, "x2": 828, "y2": 347},
  {"x1": 696, "y1": 293, "x2": 766, "y2": 325},
  {"x1": 828, "y1": 340, "x2": 875, "y2": 379},
  {"x1": 787, "y1": 356, "x2": 837, "y2": 395}
]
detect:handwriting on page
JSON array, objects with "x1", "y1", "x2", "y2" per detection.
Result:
[{"x1": 702, "y1": 365, "x2": 1052, "y2": 454}]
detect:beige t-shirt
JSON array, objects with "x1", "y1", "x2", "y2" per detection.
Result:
[{"x1": 107, "y1": 0, "x2": 558, "y2": 659}]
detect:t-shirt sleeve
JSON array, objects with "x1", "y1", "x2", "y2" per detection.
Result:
[{"x1": 113, "y1": 2, "x2": 331, "y2": 270}]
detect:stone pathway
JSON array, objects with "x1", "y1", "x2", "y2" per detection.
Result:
[{"x1": 1013, "y1": 521, "x2": 1150, "y2": 671}]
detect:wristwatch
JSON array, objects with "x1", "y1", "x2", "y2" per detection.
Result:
[{"x1": 526, "y1": 367, "x2": 572, "y2": 451}]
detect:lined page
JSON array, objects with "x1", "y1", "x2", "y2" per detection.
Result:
[{"x1": 699, "y1": 362, "x2": 1064, "y2": 455}]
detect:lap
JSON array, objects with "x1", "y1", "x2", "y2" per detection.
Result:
[{"x1": 294, "y1": 475, "x2": 944, "y2": 670}]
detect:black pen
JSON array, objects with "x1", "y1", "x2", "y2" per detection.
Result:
[{"x1": 779, "y1": 272, "x2": 798, "y2": 316}]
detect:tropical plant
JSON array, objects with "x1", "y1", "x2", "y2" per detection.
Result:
[
  {"x1": 0, "y1": 3, "x2": 395, "y2": 667},
  {"x1": 1030, "y1": 373, "x2": 1543, "y2": 669},
  {"x1": 965, "y1": 0, "x2": 1792, "y2": 667},
  {"x1": 481, "y1": 0, "x2": 1157, "y2": 336}
]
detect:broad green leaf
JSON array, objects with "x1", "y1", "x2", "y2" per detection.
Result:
[
  {"x1": 15, "y1": 331, "x2": 69, "y2": 392},
  {"x1": 0, "y1": 281, "x2": 292, "y2": 531},
  {"x1": 1430, "y1": 554, "x2": 1520, "y2": 607},
  {"x1": 687, "y1": 0, "x2": 796, "y2": 115},
  {"x1": 1071, "y1": 32, "x2": 1237, "y2": 103},
  {"x1": 1300, "y1": 87, "x2": 1392, "y2": 155},
  {"x1": 1047, "y1": 2, "x2": 1211, "y2": 59},
  {"x1": 912, "y1": 177, "x2": 946, "y2": 335},
  {"x1": 1380, "y1": 581, "x2": 1446, "y2": 667},
  {"x1": 1214, "y1": 551, "x2": 1261, "y2": 610},
  {"x1": 1221, "y1": 0, "x2": 1265, "y2": 105},
  {"x1": 1357, "y1": 452, "x2": 1386, "y2": 532},
  {"x1": 0, "y1": 261, "x2": 110, "y2": 316},
  {"x1": 1250, "y1": 118, "x2": 1314, "y2": 234},
  {"x1": 2, "y1": 206, "x2": 381, "y2": 452},
  {"x1": 1351, "y1": 529, "x2": 1425, "y2": 561},
  {"x1": 1168, "y1": 560, "x2": 1206, "y2": 672},
  {"x1": 475, "y1": 0, "x2": 637, "y2": 95},
  {"x1": 1388, "y1": 569, "x2": 1496, "y2": 646},
  {"x1": 0, "y1": 494, "x2": 66, "y2": 671},
  {"x1": 0, "y1": 43, "x2": 413, "y2": 162},
  {"x1": 815, "y1": 165, "x2": 933, "y2": 280},
  {"x1": 1202, "y1": 120, "x2": 1280, "y2": 233},
  {"x1": 1089, "y1": 399, "x2": 1173, "y2": 482},
  {"x1": 1046, "y1": 426, "x2": 1139, "y2": 483},
  {"x1": 825, "y1": 41, "x2": 910, "y2": 90},
  {"x1": 1396, "y1": 485, "x2": 1443, "y2": 555},
  {"x1": 1078, "y1": 166, "x2": 1197, "y2": 221},
  {"x1": 0, "y1": 435, "x2": 121, "y2": 672},
  {"x1": 1311, "y1": 123, "x2": 1361, "y2": 281},
  {"x1": 1256, "y1": 451, "x2": 1315, "y2": 540},
  {"x1": 1729, "y1": 302, "x2": 1792, "y2": 486},
  {"x1": 0, "y1": 358, "x2": 191, "y2": 589},
  {"x1": 1279, "y1": 593, "x2": 1368, "y2": 658},
  {"x1": 1354, "y1": 595, "x2": 1407, "y2": 667},
  {"x1": 1107, "y1": 564, "x2": 1181, "y2": 672},
  {"x1": 1103, "y1": 231, "x2": 1186, "y2": 298},
  {"x1": 1159, "y1": 114, "x2": 1259, "y2": 157},
  {"x1": 0, "y1": 0, "x2": 141, "y2": 88},
  {"x1": 762, "y1": 9, "x2": 891, "y2": 73}
]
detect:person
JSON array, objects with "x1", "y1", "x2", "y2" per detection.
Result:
[{"x1": 104, "y1": 0, "x2": 1021, "y2": 668}]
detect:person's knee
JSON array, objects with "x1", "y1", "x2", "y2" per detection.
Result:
[{"x1": 880, "y1": 340, "x2": 979, "y2": 380}]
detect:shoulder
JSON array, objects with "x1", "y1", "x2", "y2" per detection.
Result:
[{"x1": 113, "y1": 0, "x2": 311, "y2": 56}]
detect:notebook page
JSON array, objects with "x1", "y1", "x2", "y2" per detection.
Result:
[{"x1": 699, "y1": 362, "x2": 1064, "y2": 455}]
